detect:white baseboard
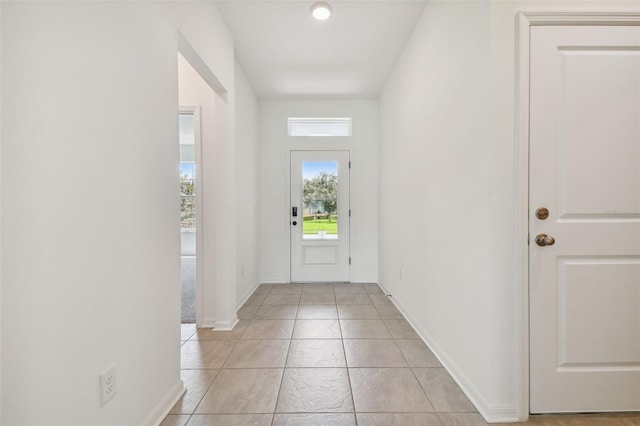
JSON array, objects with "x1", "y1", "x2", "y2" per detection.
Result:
[
  {"x1": 377, "y1": 281, "x2": 519, "y2": 424},
  {"x1": 259, "y1": 278, "x2": 288, "y2": 284},
  {"x1": 200, "y1": 317, "x2": 239, "y2": 331},
  {"x1": 141, "y1": 380, "x2": 185, "y2": 426},
  {"x1": 214, "y1": 316, "x2": 239, "y2": 331},
  {"x1": 237, "y1": 281, "x2": 260, "y2": 310}
]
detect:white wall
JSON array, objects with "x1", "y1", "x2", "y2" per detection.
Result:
[
  {"x1": 379, "y1": 0, "x2": 640, "y2": 422},
  {"x1": 235, "y1": 64, "x2": 260, "y2": 305},
  {"x1": 1, "y1": 2, "x2": 236, "y2": 424},
  {"x1": 379, "y1": 0, "x2": 494, "y2": 418},
  {"x1": 259, "y1": 100, "x2": 378, "y2": 283}
]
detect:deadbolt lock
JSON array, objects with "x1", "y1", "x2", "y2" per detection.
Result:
[{"x1": 535, "y1": 207, "x2": 549, "y2": 220}]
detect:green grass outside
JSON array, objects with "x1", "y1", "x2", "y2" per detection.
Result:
[{"x1": 303, "y1": 219, "x2": 338, "y2": 234}]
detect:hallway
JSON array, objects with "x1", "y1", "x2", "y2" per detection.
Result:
[
  {"x1": 165, "y1": 283, "x2": 480, "y2": 425},
  {"x1": 163, "y1": 284, "x2": 640, "y2": 426}
]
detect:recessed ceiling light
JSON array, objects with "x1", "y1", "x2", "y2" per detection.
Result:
[{"x1": 311, "y1": 2, "x2": 332, "y2": 21}]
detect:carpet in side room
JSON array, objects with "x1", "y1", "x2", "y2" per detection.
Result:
[{"x1": 181, "y1": 256, "x2": 196, "y2": 323}]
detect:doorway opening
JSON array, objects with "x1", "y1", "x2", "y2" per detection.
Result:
[
  {"x1": 179, "y1": 111, "x2": 197, "y2": 323},
  {"x1": 290, "y1": 150, "x2": 351, "y2": 282}
]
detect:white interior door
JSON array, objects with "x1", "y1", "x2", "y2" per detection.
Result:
[
  {"x1": 529, "y1": 25, "x2": 640, "y2": 413},
  {"x1": 290, "y1": 151, "x2": 350, "y2": 282}
]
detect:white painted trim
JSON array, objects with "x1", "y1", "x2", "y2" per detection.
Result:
[
  {"x1": 179, "y1": 105, "x2": 203, "y2": 328},
  {"x1": 378, "y1": 281, "x2": 518, "y2": 423},
  {"x1": 520, "y1": 11, "x2": 640, "y2": 26},
  {"x1": 141, "y1": 380, "x2": 185, "y2": 426},
  {"x1": 514, "y1": 11, "x2": 532, "y2": 422},
  {"x1": 213, "y1": 316, "x2": 239, "y2": 331},
  {"x1": 261, "y1": 278, "x2": 288, "y2": 284},
  {"x1": 515, "y1": 11, "x2": 640, "y2": 421},
  {"x1": 286, "y1": 149, "x2": 292, "y2": 283},
  {"x1": 236, "y1": 281, "x2": 260, "y2": 310}
]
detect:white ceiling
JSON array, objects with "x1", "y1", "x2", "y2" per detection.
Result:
[{"x1": 216, "y1": 1, "x2": 427, "y2": 99}]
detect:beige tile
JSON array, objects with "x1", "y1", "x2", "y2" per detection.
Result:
[
  {"x1": 244, "y1": 294, "x2": 267, "y2": 305},
  {"x1": 181, "y1": 324, "x2": 197, "y2": 341},
  {"x1": 241, "y1": 320, "x2": 294, "y2": 339},
  {"x1": 263, "y1": 294, "x2": 301, "y2": 305},
  {"x1": 343, "y1": 339, "x2": 408, "y2": 367},
  {"x1": 186, "y1": 414, "x2": 273, "y2": 425},
  {"x1": 252, "y1": 284, "x2": 273, "y2": 295},
  {"x1": 357, "y1": 413, "x2": 443, "y2": 426},
  {"x1": 170, "y1": 369, "x2": 218, "y2": 414},
  {"x1": 338, "y1": 304, "x2": 381, "y2": 319},
  {"x1": 349, "y1": 368, "x2": 434, "y2": 413},
  {"x1": 195, "y1": 368, "x2": 283, "y2": 414},
  {"x1": 273, "y1": 413, "x2": 356, "y2": 426},
  {"x1": 385, "y1": 319, "x2": 420, "y2": 339},
  {"x1": 336, "y1": 294, "x2": 373, "y2": 305},
  {"x1": 369, "y1": 294, "x2": 393, "y2": 305},
  {"x1": 254, "y1": 304, "x2": 298, "y2": 320},
  {"x1": 237, "y1": 305, "x2": 259, "y2": 320},
  {"x1": 181, "y1": 340, "x2": 236, "y2": 369},
  {"x1": 333, "y1": 284, "x2": 367, "y2": 294},
  {"x1": 297, "y1": 304, "x2": 338, "y2": 319},
  {"x1": 363, "y1": 284, "x2": 385, "y2": 295},
  {"x1": 396, "y1": 339, "x2": 442, "y2": 367},
  {"x1": 340, "y1": 320, "x2": 392, "y2": 339},
  {"x1": 292, "y1": 319, "x2": 342, "y2": 338},
  {"x1": 194, "y1": 321, "x2": 249, "y2": 340},
  {"x1": 300, "y1": 294, "x2": 336, "y2": 304},
  {"x1": 161, "y1": 415, "x2": 191, "y2": 426},
  {"x1": 302, "y1": 284, "x2": 335, "y2": 294},
  {"x1": 286, "y1": 339, "x2": 346, "y2": 367},
  {"x1": 223, "y1": 339, "x2": 290, "y2": 368},
  {"x1": 275, "y1": 368, "x2": 354, "y2": 413},
  {"x1": 414, "y1": 368, "x2": 476, "y2": 412},
  {"x1": 269, "y1": 284, "x2": 303, "y2": 294},
  {"x1": 438, "y1": 413, "x2": 488, "y2": 426},
  {"x1": 375, "y1": 303, "x2": 404, "y2": 320}
]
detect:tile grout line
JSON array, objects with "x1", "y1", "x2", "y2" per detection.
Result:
[
  {"x1": 269, "y1": 295, "x2": 294, "y2": 426},
  {"x1": 336, "y1": 285, "x2": 360, "y2": 426}
]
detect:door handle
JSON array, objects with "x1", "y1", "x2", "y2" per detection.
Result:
[
  {"x1": 535, "y1": 234, "x2": 555, "y2": 247},
  {"x1": 292, "y1": 207, "x2": 298, "y2": 217}
]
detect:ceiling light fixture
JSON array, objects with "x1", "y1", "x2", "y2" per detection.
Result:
[{"x1": 311, "y1": 2, "x2": 332, "y2": 21}]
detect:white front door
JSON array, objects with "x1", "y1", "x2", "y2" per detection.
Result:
[
  {"x1": 290, "y1": 151, "x2": 350, "y2": 282},
  {"x1": 529, "y1": 25, "x2": 640, "y2": 413}
]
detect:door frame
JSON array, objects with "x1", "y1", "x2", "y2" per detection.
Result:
[
  {"x1": 288, "y1": 149, "x2": 351, "y2": 283},
  {"x1": 179, "y1": 105, "x2": 203, "y2": 327},
  {"x1": 514, "y1": 11, "x2": 640, "y2": 420}
]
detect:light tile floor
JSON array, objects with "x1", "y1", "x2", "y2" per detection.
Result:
[{"x1": 165, "y1": 283, "x2": 640, "y2": 426}]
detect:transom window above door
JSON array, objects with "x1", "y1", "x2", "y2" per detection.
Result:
[{"x1": 288, "y1": 117, "x2": 352, "y2": 137}]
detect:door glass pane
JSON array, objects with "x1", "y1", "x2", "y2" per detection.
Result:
[
  {"x1": 302, "y1": 161, "x2": 338, "y2": 239},
  {"x1": 179, "y1": 113, "x2": 196, "y2": 231}
]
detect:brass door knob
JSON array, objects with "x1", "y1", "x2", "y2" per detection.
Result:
[{"x1": 535, "y1": 234, "x2": 555, "y2": 247}]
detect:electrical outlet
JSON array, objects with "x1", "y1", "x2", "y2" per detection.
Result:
[{"x1": 100, "y1": 366, "x2": 117, "y2": 406}]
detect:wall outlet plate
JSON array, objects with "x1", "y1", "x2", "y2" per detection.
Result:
[{"x1": 100, "y1": 365, "x2": 117, "y2": 406}]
